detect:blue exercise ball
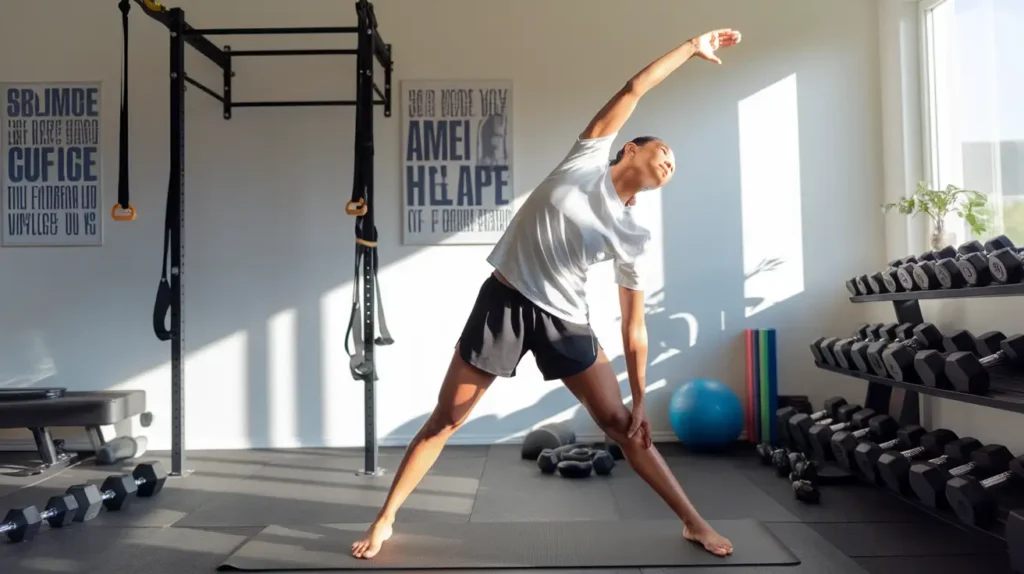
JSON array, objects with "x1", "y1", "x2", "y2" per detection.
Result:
[{"x1": 668, "y1": 378, "x2": 743, "y2": 450}]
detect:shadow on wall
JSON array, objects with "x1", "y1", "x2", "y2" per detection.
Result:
[{"x1": 385, "y1": 289, "x2": 699, "y2": 444}]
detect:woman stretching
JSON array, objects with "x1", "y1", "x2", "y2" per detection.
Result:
[{"x1": 352, "y1": 28, "x2": 742, "y2": 559}]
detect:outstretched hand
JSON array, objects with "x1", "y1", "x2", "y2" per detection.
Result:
[
  {"x1": 691, "y1": 29, "x2": 742, "y2": 64},
  {"x1": 627, "y1": 401, "x2": 653, "y2": 449}
]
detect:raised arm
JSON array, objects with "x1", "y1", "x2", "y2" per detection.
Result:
[{"x1": 581, "y1": 29, "x2": 742, "y2": 140}]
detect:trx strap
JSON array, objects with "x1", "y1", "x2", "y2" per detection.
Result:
[
  {"x1": 113, "y1": 0, "x2": 136, "y2": 222},
  {"x1": 152, "y1": 173, "x2": 175, "y2": 341},
  {"x1": 345, "y1": 17, "x2": 393, "y2": 380}
]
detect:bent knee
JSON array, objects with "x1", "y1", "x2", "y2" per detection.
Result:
[
  {"x1": 596, "y1": 407, "x2": 646, "y2": 449},
  {"x1": 596, "y1": 407, "x2": 631, "y2": 438}
]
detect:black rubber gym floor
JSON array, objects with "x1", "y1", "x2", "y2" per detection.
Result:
[{"x1": 0, "y1": 443, "x2": 1012, "y2": 573}]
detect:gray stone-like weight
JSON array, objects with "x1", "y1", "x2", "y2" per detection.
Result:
[{"x1": 521, "y1": 423, "x2": 576, "y2": 460}]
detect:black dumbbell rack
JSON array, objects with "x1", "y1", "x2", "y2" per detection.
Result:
[{"x1": 815, "y1": 282, "x2": 1024, "y2": 559}]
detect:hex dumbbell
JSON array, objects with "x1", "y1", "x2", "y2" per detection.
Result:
[
  {"x1": 946, "y1": 455, "x2": 1024, "y2": 527},
  {"x1": 912, "y1": 330, "x2": 980, "y2": 389},
  {"x1": 873, "y1": 429, "x2": 961, "y2": 493},
  {"x1": 909, "y1": 444, "x2": 1013, "y2": 508},
  {"x1": 945, "y1": 333, "x2": 1024, "y2": 394},
  {"x1": 875, "y1": 323, "x2": 945, "y2": 380},
  {"x1": 829, "y1": 414, "x2": 899, "y2": 472},
  {"x1": 776, "y1": 397, "x2": 848, "y2": 451}
]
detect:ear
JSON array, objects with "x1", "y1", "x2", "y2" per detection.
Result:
[{"x1": 623, "y1": 142, "x2": 639, "y2": 158}]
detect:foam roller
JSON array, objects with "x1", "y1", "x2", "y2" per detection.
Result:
[{"x1": 520, "y1": 422, "x2": 575, "y2": 460}]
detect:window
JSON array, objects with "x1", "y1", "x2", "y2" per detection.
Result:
[{"x1": 920, "y1": 0, "x2": 1024, "y2": 244}]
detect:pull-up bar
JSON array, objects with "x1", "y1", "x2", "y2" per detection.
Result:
[
  {"x1": 122, "y1": 0, "x2": 395, "y2": 480},
  {"x1": 129, "y1": 0, "x2": 392, "y2": 121}
]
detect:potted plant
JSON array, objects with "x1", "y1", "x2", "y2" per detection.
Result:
[{"x1": 881, "y1": 182, "x2": 990, "y2": 250}]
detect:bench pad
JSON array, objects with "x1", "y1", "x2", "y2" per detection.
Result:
[{"x1": 0, "y1": 391, "x2": 146, "y2": 428}]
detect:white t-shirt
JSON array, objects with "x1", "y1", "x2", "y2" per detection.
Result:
[{"x1": 486, "y1": 133, "x2": 652, "y2": 325}]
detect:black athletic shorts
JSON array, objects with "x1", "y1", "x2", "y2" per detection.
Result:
[{"x1": 457, "y1": 274, "x2": 600, "y2": 380}]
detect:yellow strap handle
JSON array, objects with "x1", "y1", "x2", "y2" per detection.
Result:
[
  {"x1": 345, "y1": 199, "x2": 368, "y2": 217},
  {"x1": 111, "y1": 203, "x2": 137, "y2": 221},
  {"x1": 143, "y1": 0, "x2": 166, "y2": 11}
]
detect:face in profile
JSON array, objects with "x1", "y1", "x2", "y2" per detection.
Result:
[{"x1": 627, "y1": 139, "x2": 675, "y2": 189}]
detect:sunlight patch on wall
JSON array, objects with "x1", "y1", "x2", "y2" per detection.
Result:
[
  {"x1": 110, "y1": 330, "x2": 250, "y2": 450},
  {"x1": 185, "y1": 330, "x2": 250, "y2": 449},
  {"x1": 268, "y1": 308, "x2": 299, "y2": 448},
  {"x1": 738, "y1": 73, "x2": 806, "y2": 318}
]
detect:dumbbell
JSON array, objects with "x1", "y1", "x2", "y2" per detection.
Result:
[
  {"x1": 846, "y1": 274, "x2": 871, "y2": 297},
  {"x1": 811, "y1": 327, "x2": 877, "y2": 367},
  {"x1": 935, "y1": 237, "x2": 1014, "y2": 289},
  {"x1": 988, "y1": 245, "x2": 1024, "y2": 284},
  {"x1": 792, "y1": 403, "x2": 865, "y2": 457},
  {"x1": 538, "y1": 445, "x2": 615, "y2": 477},
  {"x1": 0, "y1": 494, "x2": 78, "y2": 543},
  {"x1": 793, "y1": 479, "x2": 820, "y2": 503},
  {"x1": 956, "y1": 236, "x2": 1018, "y2": 287},
  {"x1": 810, "y1": 337, "x2": 840, "y2": 366},
  {"x1": 875, "y1": 323, "x2": 945, "y2": 380},
  {"x1": 896, "y1": 247, "x2": 957, "y2": 292},
  {"x1": 911, "y1": 245, "x2": 961, "y2": 290},
  {"x1": 912, "y1": 330, "x2": 980, "y2": 389},
  {"x1": 946, "y1": 454, "x2": 1024, "y2": 527},
  {"x1": 807, "y1": 407, "x2": 878, "y2": 464},
  {"x1": 867, "y1": 256, "x2": 918, "y2": 294},
  {"x1": 852, "y1": 424, "x2": 929, "y2": 482},
  {"x1": 802, "y1": 407, "x2": 876, "y2": 460},
  {"x1": 832, "y1": 325, "x2": 883, "y2": 370},
  {"x1": 848, "y1": 260, "x2": 907, "y2": 296},
  {"x1": 909, "y1": 444, "x2": 1014, "y2": 508},
  {"x1": 851, "y1": 323, "x2": 901, "y2": 373},
  {"x1": 946, "y1": 333, "x2": 1024, "y2": 394},
  {"x1": 66, "y1": 461, "x2": 168, "y2": 522},
  {"x1": 878, "y1": 436, "x2": 982, "y2": 498},
  {"x1": 873, "y1": 429, "x2": 961, "y2": 492},
  {"x1": 829, "y1": 414, "x2": 899, "y2": 472},
  {"x1": 817, "y1": 331, "x2": 871, "y2": 367},
  {"x1": 776, "y1": 396, "x2": 847, "y2": 450}
]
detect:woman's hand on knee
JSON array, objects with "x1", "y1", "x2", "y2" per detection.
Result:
[{"x1": 627, "y1": 402, "x2": 653, "y2": 449}]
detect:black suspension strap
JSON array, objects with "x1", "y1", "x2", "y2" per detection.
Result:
[
  {"x1": 152, "y1": 173, "x2": 175, "y2": 341},
  {"x1": 114, "y1": 0, "x2": 136, "y2": 222},
  {"x1": 345, "y1": 9, "x2": 392, "y2": 380}
]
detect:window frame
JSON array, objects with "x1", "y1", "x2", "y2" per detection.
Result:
[
  {"x1": 918, "y1": 0, "x2": 948, "y2": 194},
  {"x1": 917, "y1": 0, "x2": 1015, "y2": 244}
]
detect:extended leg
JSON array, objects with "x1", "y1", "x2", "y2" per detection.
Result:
[
  {"x1": 351, "y1": 347, "x2": 496, "y2": 559},
  {"x1": 561, "y1": 350, "x2": 733, "y2": 557}
]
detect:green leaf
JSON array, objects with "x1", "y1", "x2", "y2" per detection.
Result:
[{"x1": 882, "y1": 181, "x2": 991, "y2": 236}]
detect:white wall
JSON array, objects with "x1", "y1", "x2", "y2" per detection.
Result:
[
  {"x1": 877, "y1": 0, "x2": 1024, "y2": 454},
  {"x1": 0, "y1": 0, "x2": 884, "y2": 452}
]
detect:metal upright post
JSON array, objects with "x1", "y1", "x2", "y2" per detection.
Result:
[
  {"x1": 357, "y1": 7, "x2": 381, "y2": 477},
  {"x1": 169, "y1": 8, "x2": 189, "y2": 477}
]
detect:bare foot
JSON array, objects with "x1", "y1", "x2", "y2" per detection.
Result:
[
  {"x1": 683, "y1": 523, "x2": 733, "y2": 557},
  {"x1": 351, "y1": 519, "x2": 394, "y2": 559}
]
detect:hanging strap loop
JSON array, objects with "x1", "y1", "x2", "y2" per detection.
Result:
[
  {"x1": 113, "y1": 0, "x2": 136, "y2": 221},
  {"x1": 152, "y1": 172, "x2": 174, "y2": 341}
]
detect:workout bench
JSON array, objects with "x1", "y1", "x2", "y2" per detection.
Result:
[{"x1": 0, "y1": 389, "x2": 148, "y2": 471}]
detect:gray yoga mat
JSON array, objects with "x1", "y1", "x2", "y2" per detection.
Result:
[{"x1": 217, "y1": 519, "x2": 799, "y2": 570}]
